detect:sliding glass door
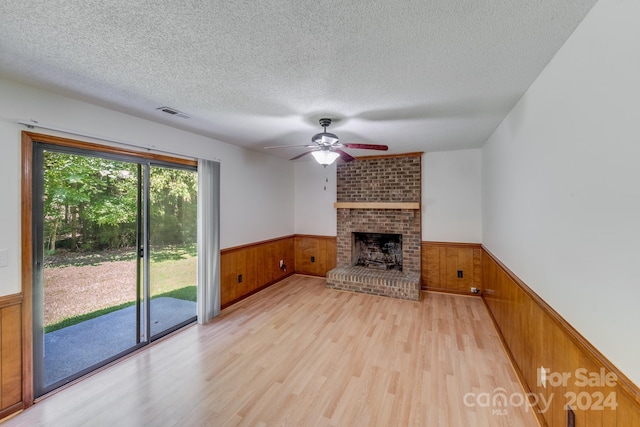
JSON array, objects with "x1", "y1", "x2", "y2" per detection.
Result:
[
  {"x1": 32, "y1": 144, "x2": 197, "y2": 397},
  {"x1": 147, "y1": 165, "x2": 198, "y2": 338}
]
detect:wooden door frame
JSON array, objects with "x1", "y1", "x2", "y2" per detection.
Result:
[{"x1": 20, "y1": 131, "x2": 196, "y2": 406}]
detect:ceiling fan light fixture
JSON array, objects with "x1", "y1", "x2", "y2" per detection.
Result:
[
  {"x1": 312, "y1": 132, "x2": 339, "y2": 145},
  {"x1": 311, "y1": 150, "x2": 340, "y2": 166}
]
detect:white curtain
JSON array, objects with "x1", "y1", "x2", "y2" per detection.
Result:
[{"x1": 197, "y1": 159, "x2": 221, "y2": 323}]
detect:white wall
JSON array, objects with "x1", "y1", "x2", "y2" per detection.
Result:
[
  {"x1": 0, "y1": 77, "x2": 294, "y2": 296},
  {"x1": 422, "y1": 150, "x2": 482, "y2": 243},
  {"x1": 294, "y1": 161, "x2": 337, "y2": 236},
  {"x1": 293, "y1": 150, "x2": 483, "y2": 242},
  {"x1": 482, "y1": 0, "x2": 640, "y2": 385}
]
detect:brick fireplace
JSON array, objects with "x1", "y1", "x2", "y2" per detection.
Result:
[{"x1": 326, "y1": 154, "x2": 421, "y2": 301}]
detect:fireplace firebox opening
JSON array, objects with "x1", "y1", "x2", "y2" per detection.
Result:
[{"x1": 352, "y1": 232, "x2": 403, "y2": 271}]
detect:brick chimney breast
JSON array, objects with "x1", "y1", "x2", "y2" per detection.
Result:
[{"x1": 327, "y1": 154, "x2": 422, "y2": 301}]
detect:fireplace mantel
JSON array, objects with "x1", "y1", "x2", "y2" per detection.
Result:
[{"x1": 333, "y1": 202, "x2": 420, "y2": 210}]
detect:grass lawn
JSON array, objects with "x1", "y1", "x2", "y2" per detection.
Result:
[
  {"x1": 44, "y1": 246, "x2": 198, "y2": 330},
  {"x1": 150, "y1": 255, "x2": 197, "y2": 295}
]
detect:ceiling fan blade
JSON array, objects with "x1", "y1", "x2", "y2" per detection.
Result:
[
  {"x1": 264, "y1": 144, "x2": 313, "y2": 149},
  {"x1": 289, "y1": 150, "x2": 317, "y2": 160},
  {"x1": 335, "y1": 148, "x2": 355, "y2": 163},
  {"x1": 343, "y1": 143, "x2": 389, "y2": 151}
]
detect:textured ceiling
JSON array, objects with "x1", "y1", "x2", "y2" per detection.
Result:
[{"x1": 0, "y1": 0, "x2": 598, "y2": 159}]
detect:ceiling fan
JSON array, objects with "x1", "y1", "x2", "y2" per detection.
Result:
[{"x1": 264, "y1": 118, "x2": 389, "y2": 166}]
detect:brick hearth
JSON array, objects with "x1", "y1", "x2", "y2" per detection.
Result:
[
  {"x1": 327, "y1": 154, "x2": 422, "y2": 301},
  {"x1": 326, "y1": 267, "x2": 420, "y2": 301}
]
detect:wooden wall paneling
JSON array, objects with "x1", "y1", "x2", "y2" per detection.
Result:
[
  {"x1": 293, "y1": 235, "x2": 336, "y2": 277},
  {"x1": 276, "y1": 238, "x2": 287, "y2": 280},
  {"x1": 286, "y1": 238, "x2": 296, "y2": 275},
  {"x1": 523, "y1": 287, "x2": 538, "y2": 393},
  {"x1": 246, "y1": 247, "x2": 257, "y2": 293},
  {"x1": 564, "y1": 340, "x2": 586, "y2": 426},
  {"x1": 275, "y1": 238, "x2": 293, "y2": 281},
  {"x1": 294, "y1": 236, "x2": 306, "y2": 274},
  {"x1": 317, "y1": 239, "x2": 328, "y2": 274},
  {"x1": 527, "y1": 301, "x2": 541, "y2": 401},
  {"x1": 420, "y1": 245, "x2": 428, "y2": 288},
  {"x1": 601, "y1": 368, "x2": 617, "y2": 427},
  {"x1": 581, "y1": 351, "x2": 604, "y2": 426},
  {"x1": 549, "y1": 326, "x2": 570, "y2": 427},
  {"x1": 256, "y1": 244, "x2": 267, "y2": 293},
  {"x1": 264, "y1": 241, "x2": 274, "y2": 285},
  {"x1": 481, "y1": 248, "x2": 640, "y2": 427},
  {"x1": 536, "y1": 311, "x2": 556, "y2": 425},
  {"x1": 274, "y1": 239, "x2": 284, "y2": 281},
  {"x1": 618, "y1": 391, "x2": 640, "y2": 426},
  {"x1": 302, "y1": 236, "x2": 321, "y2": 276},
  {"x1": 220, "y1": 236, "x2": 296, "y2": 309},
  {"x1": 263, "y1": 243, "x2": 274, "y2": 284},
  {"x1": 231, "y1": 251, "x2": 241, "y2": 303},
  {"x1": 0, "y1": 297, "x2": 22, "y2": 415},
  {"x1": 445, "y1": 247, "x2": 458, "y2": 290},
  {"x1": 438, "y1": 247, "x2": 448, "y2": 289},
  {"x1": 275, "y1": 239, "x2": 283, "y2": 279},
  {"x1": 236, "y1": 249, "x2": 248, "y2": 297},
  {"x1": 457, "y1": 247, "x2": 473, "y2": 291},
  {"x1": 270, "y1": 239, "x2": 277, "y2": 280},
  {"x1": 274, "y1": 238, "x2": 286, "y2": 281},
  {"x1": 497, "y1": 272, "x2": 511, "y2": 349},
  {"x1": 423, "y1": 244, "x2": 439, "y2": 289},
  {"x1": 295, "y1": 236, "x2": 310, "y2": 274},
  {"x1": 422, "y1": 242, "x2": 482, "y2": 294},
  {"x1": 506, "y1": 278, "x2": 519, "y2": 379},
  {"x1": 227, "y1": 250, "x2": 237, "y2": 306},
  {"x1": 472, "y1": 248, "x2": 482, "y2": 288}
]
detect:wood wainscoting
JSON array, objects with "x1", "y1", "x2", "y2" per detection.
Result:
[
  {"x1": 421, "y1": 242, "x2": 482, "y2": 294},
  {"x1": 221, "y1": 234, "x2": 337, "y2": 308},
  {"x1": 0, "y1": 293, "x2": 23, "y2": 420},
  {"x1": 294, "y1": 235, "x2": 337, "y2": 277},
  {"x1": 220, "y1": 236, "x2": 295, "y2": 308},
  {"x1": 482, "y1": 248, "x2": 640, "y2": 426}
]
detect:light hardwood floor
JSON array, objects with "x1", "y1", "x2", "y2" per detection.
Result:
[{"x1": 4, "y1": 275, "x2": 539, "y2": 427}]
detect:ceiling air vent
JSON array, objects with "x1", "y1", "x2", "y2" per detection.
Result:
[{"x1": 156, "y1": 107, "x2": 190, "y2": 119}]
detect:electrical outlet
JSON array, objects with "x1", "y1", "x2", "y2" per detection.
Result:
[
  {"x1": 471, "y1": 287, "x2": 479, "y2": 294},
  {"x1": 457, "y1": 270, "x2": 463, "y2": 278},
  {"x1": 279, "y1": 259, "x2": 284, "y2": 268},
  {"x1": 311, "y1": 256, "x2": 315, "y2": 263},
  {"x1": 237, "y1": 274, "x2": 242, "y2": 283},
  {"x1": 567, "y1": 406, "x2": 575, "y2": 427}
]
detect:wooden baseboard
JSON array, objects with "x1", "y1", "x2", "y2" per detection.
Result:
[
  {"x1": 0, "y1": 402, "x2": 24, "y2": 423},
  {"x1": 422, "y1": 287, "x2": 480, "y2": 296},
  {"x1": 481, "y1": 247, "x2": 640, "y2": 426}
]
